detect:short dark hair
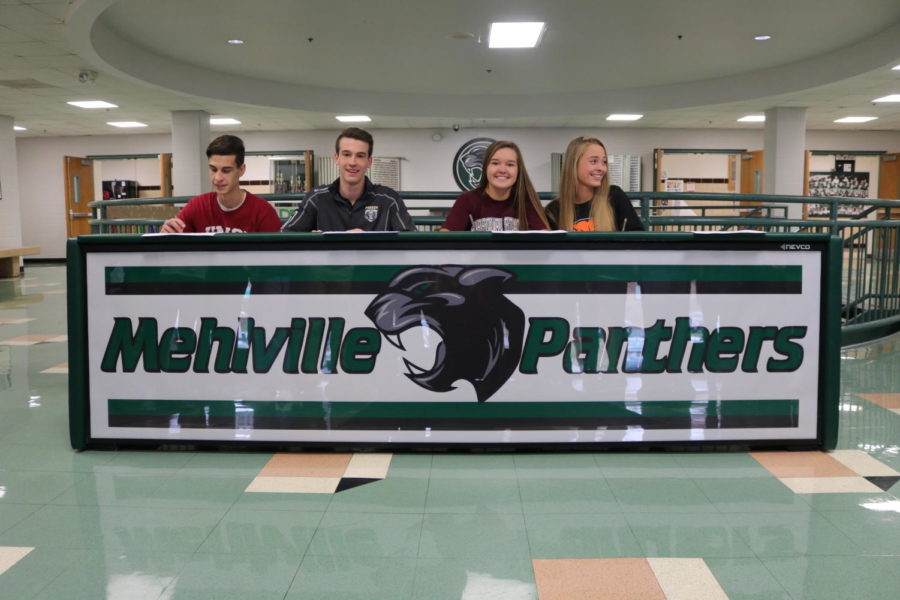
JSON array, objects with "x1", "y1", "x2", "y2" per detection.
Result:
[
  {"x1": 335, "y1": 127, "x2": 373, "y2": 156},
  {"x1": 206, "y1": 134, "x2": 245, "y2": 166}
]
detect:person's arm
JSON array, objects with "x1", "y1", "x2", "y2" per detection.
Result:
[
  {"x1": 525, "y1": 202, "x2": 549, "y2": 230},
  {"x1": 281, "y1": 198, "x2": 318, "y2": 232},
  {"x1": 441, "y1": 193, "x2": 474, "y2": 231},
  {"x1": 389, "y1": 194, "x2": 416, "y2": 231},
  {"x1": 258, "y1": 201, "x2": 284, "y2": 232},
  {"x1": 161, "y1": 200, "x2": 195, "y2": 233},
  {"x1": 610, "y1": 187, "x2": 645, "y2": 231},
  {"x1": 544, "y1": 200, "x2": 561, "y2": 230}
]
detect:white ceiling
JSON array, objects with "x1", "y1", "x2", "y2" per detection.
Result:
[{"x1": 2, "y1": 0, "x2": 900, "y2": 137}]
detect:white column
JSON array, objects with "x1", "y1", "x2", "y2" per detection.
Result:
[
  {"x1": 0, "y1": 115, "x2": 24, "y2": 250},
  {"x1": 764, "y1": 107, "x2": 807, "y2": 218},
  {"x1": 171, "y1": 110, "x2": 210, "y2": 197}
]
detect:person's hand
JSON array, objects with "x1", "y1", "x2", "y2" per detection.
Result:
[
  {"x1": 346, "y1": 228, "x2": 364, "y2": 232},
  {"x1": 160, "y1": 217, "x2": 186, "y2": 233}
]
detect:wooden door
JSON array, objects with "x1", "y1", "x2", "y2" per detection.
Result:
[
  {"x1": 878, "y1": 153, "x2": 900, "y2": 219},
  {"x1": 64, "y1": 156, "x2": 94, "y2": 237},
  {"x1": 159, "y1": 153, "x2": 173, "y2": 197},
  {"x1": 739, "y1": 150, "x2": 764, "y2": 195}
]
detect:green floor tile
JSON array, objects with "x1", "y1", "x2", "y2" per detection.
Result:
[
  {"x1": 608, "y1": 477, "x2": 716, "y2": 513},
  {"x1": 424, "y1": 477, "x2": 522, "y2": 514},
  {"x1": 704, "y1": 557, "x2": 792, "y2": 600},
  {"x1": 429, "y1": 454, "x2": 517, "y2": 479},
  {"x1": 0, "y1": 547, "x2": 82, "y2": 599},
  {"x1": 163, "y1": 552, "x2": 303, "y2": 600},
  {"x1": 48, "y1": 471, "x2": 171, "y2": 507},
  {"x1": 418, "y1": 513, "x2": 529, "y2": 559},
  {"x1": 595, "y1": 453, "x2": 690, "y2": 478},
  {"x1": 625, "y1": 512, "x2": 756, "y2": 558},
  {"x1": 672, "y1": 452, "x2": 773, "y2": 478},
  {"x1": 386, "y1": 453, "x2": 433, "y2": 478},
  {"x1": 727, "y1": 511, "x2": 860, "y2": 557},
  {"x1": 178, "y1": 451, "x2": 274, "y2": 475},
  {"x1": 0, "y1": 504, "x2": 227, "y2": 553},
  {"x1": 0, "y1": 470, "x2": 86, "y2": 504},
  {"x1": 819, "y1": 508, "x2": 900, "y2": 555},
  {"x1": 0, "y1": 502, "x2": 40, "y2": 534},
  {"x1": 412, "y1": 557, "x2": 535, "y2": 600},
  {"x1": 197, "y1": 507, "x2": 323, "y2": 556},
  {"x1": 519, "y1": 477, "x2": 619, "y2": 514},
  {"x1": 524, "y1": 512, "x2": 643, "y2": 558},
  {"x1": 306, "y1": 512, "x2": 423, "y2": 558},
  {"x1": 513, "y1": 452, "x2": 604, "y2": 479},
  {"x1": 144, "y1": 473, "x2": 251, "y2": 509},
  {"x1": 287, "y1": 555, "x2": 416, "y2": 600},
  {"x1": 761, "y1": 555, "x2": 900, "y2": 600},
  {"x1": 232, "y1": 489, "x2": 333, "y2": 512},
  {"x1": 30, "y1": 549, "x2": 187, "y2": 600},
  {"x1": 327, "y1": 477, "x2": 428, "y2": 513},
  {"x1": 694, "y1": 477, "x2": 813, "y2": 512}
]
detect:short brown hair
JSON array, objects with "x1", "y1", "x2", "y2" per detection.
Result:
[
  {"x1": 335, "y1": 127, "x2": 374, "y2": 156},
  {"x1": 206, "y1": 134, "x2": 245, "y2": 166}
]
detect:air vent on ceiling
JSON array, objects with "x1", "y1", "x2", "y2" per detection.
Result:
[{"x1": 0, "y1": 79, "x2": 56, "y2": 90}]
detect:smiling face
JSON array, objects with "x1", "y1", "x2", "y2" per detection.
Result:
[
  {"x1": 576, "y1": 143, "x2": 607, "y2": 195},
  {"x1": 208, "y1": 154, "x2": 245, "y2": 199},
  {"x1": 484, "y1": 147, "x2": 518, "y2": 200},
  {"x1": 334, "y1": 136, "x2": 373, "y2": 188}
]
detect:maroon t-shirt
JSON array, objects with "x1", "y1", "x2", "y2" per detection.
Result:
[
  {"x1": 442, "y1": 190, "x2": 547, "y2": 231},
  {"x1": 176, "y1": 191, "x2": 282, "y2": 233}
]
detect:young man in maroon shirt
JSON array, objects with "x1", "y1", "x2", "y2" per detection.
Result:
[{"x1": 160, "y1": 135, "x2": 282, "y2": 233}]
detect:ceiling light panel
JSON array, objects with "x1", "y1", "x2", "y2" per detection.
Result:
[
  {"x1": 488, "y1": 22, "x2": 545, "y2": 48},
  {"x1": 68, "y1": 100, "x2": 118, "y2": 109}
]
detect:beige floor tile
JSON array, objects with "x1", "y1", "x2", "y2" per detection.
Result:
[
  {"x1": 0, "y1": 334, "x2": 67, "y2": 345},
  {"x1": 647, "y1": 558, "x2": 728, "y2": 600},
  {"x1": 41, "y1": 362, "x2": 69, "y2": 374},
  {"x1": 0, "y1": 547, "x2": 33, "y2": 575},
  {"x1": 780, "y1": 476, "x2": 883, "y2": 494},
  {"x1": 344, "y1": 453, "x2": 392, "y2": 479},
  {"x1": 245, "y1": 476, "x2": 339, "y2": 494},
  {"x1": 750, "y1": 451, "x2": 857, "y2": 478},
  {"x1": 858, "y1": 393, "x2": 900, "y2": 409},
  {"x1": 829, "y1": 449, "x2": 899, "y2": 476},
  {"x1": 257, "y1": 452, "x2": 352, "y2": 478},
  {"x1": 0, "y1": 318, "x2": 34, "y2": 325},
  {"x1": 533, "y1": 558, "x2": 665, "y2": 600}
]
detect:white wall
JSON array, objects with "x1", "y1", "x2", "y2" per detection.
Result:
[{"x1": 14, "y1": 127, "x2": 900, "y2": 258}]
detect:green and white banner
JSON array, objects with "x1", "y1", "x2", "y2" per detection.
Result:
[{"x1": 85, "y1": 246, "x2": 821, "y2": 444}]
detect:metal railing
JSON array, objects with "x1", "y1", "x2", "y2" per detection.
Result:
[{"x1": 87, "y1": 191, "x2": 900, "y2": 344}]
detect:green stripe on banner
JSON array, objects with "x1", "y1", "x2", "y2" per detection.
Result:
[
  {"x1": 108, "y1": 399, "x2": 799, "y2": 420},
  {"x1": 106, "y1": 265, "x2": 801, "y2": 284}
]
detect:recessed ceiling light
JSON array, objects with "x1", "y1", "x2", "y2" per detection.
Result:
[
  {"x1": 834, "y1": 116, "x2": 877, "y2": 123},
  {"x1": 210, "y1": 117, "x2": 241, "y2": 125},
  {"x1": 873, "y1": 94, "x2": 900, "y2": 102},
  {"x1": 107, "y1": 121, "x2": 147, "y2": 128},
  {"x1": 227, "y1": 39, "x2": 244, "y2": 45},
  {"x1": 753, "y1": 35, "x2": 772, "y2": 41},
  {"x1": 738, "y1": 115, "x2": 766, "y2": 122},
  {"x1": 607, "y1": 114, "x2": 643, "y2": 121},
  {"x1": 335, "y1": 115, "x2": 371, "y2": 122},
  {"x1": 13, "y1": 125, "x2": 26, "y2": 131},
  {"x1": 68, "y1": 100, "x2": 118, "y2": 109},
  {"x1": 892, "y1": 64, "x2": 900, "y2": 71},
  {"x1": 488, "y1": 22, "x2": 545, "y2": 48}
]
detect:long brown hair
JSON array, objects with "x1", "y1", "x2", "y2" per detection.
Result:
[
  {"x1": 557, "y1": 136, "x2": 614, "y2": 231},
  {"x1": 477, "y1": 140, "x2": 549, "y2": 230}
]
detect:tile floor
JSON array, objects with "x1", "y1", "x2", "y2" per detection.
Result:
[{"x1": 0, "y1": 265, "x2": 898, "y2": 599}]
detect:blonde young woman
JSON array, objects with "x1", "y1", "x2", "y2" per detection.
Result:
[
  {"x1": 441, "y1": 140, "x2": 549, "y2": 231},
  {"x1": 545, "y1": 136, "x2": 644, "y2": 231}
]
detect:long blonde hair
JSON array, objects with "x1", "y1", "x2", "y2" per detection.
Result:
[
  {"x1": 477, "y1": 140, "x2": 550, "y2": 230},
  {"x1": 557, "y1": 136, "x2": 615, "y2": 231}
]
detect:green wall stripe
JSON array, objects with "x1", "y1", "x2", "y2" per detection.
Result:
[
  {"x1": 108, "y1": 399, "x2": 799, "y2": 420},
  {"x1": 106, "y1": 264, "x2": 801, "y2": 284}
]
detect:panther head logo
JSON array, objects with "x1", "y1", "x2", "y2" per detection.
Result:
[{"x1": 364, "y1": 265, "x2": 524, "y2": 402}]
